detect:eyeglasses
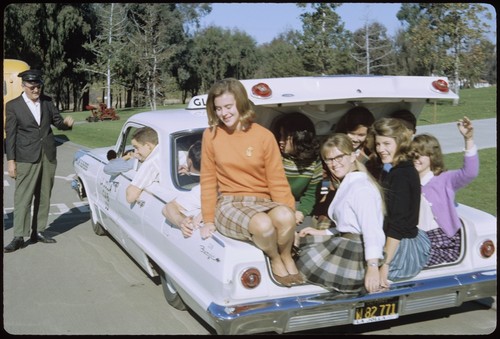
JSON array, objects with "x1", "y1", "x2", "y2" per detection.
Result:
[
  {"x1": 23, "y1": 83, "x2": 42, "y2": 91},
  {"x1": 324, "y1": 154, "x2": 348, "y2": 164}
]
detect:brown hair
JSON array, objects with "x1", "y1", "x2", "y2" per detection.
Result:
[
  {"x1": 410, "y1": 134, "x2": 446, "y2": 175},
  {"x1": 372, "y1": 118, "x2": 413, "y2": 167},
  {"x1": 206, "y1": 78, "x2": 255, "y2": 133},
  {"x1": 132, "y1": 126, "x2": 158, "y2": 146}
]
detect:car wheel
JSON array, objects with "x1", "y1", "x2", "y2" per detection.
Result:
[
  {"x1": 90, "y1": 208, "x2": 106, "y2": 236},
  {"x1": 160, "y1": 270, "x2": 186, "y2": 311}
]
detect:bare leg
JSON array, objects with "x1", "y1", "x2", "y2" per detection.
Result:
[
  {"x1": 268, "y1": 206, "x2": 299, "y2": 275},
  {"x1": 248, "y1": 213, "x2": 289, "y2": 278}
]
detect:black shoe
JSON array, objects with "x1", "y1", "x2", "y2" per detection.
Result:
[
  {"x1": 4, "y1": 237, "x2": 25, "y2": 253},
  {"x1": 31, "y1": 232, "x2": 56, "y2": 244}
]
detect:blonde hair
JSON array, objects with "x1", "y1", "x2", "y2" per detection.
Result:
[
  {"x1": 321, "y1": 133, "x2": 386, "y2": 215},
  {"x1": 206, "y1": 78, "x2": 255, "y2": 134},
  {"x1": 372, "y1": 117, "x2": 413, "y2": 166},
  {"x1": 411, "y1": 134, "x2": 446, "y2": 175}
]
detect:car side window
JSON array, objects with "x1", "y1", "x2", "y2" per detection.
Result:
[
  {"x1": 119, "y1": 126, "x2": 138, "y2": 157},
  {"x1": 172, "y1": 132, "x2": 203, "y2": 190}
]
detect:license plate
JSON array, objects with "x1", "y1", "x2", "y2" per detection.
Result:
[{"x1": 353, "y1": 297, "x2": 399, "y2": 324}]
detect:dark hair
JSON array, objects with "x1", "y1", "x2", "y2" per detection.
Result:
[
  {"x1": 390, "y1": 109, "x2": 417, "y2": 134},
  {"x1": 107, "y1": 150, "x2": 117, "y2": 161},
  {"x1": 335, "y1": 106, "x2": 375, "y2": 134},
  {"x1": 335, "y1": 106, "x2": 375, "y2": 155},
  {"x1": 187, "y1": 140, "x2": 202, "y2": 171},
  {"x1": 272, "y1": 112, "x2": 319, "y2": 163}
]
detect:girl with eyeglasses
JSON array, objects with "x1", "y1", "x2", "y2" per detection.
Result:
[{"x1": 295, "y1": 133, "x2": 386, "y2": 293}]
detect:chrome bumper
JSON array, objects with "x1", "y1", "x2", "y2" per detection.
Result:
[{"x1": 207, "y1": 269, "x2": 497, "y2": 334}]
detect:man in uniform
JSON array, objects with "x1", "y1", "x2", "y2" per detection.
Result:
[{"x1": 4, "y1": 69, "x2": 74, "y2": 253}]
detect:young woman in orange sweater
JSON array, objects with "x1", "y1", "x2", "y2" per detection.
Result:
[{"x1": 200, "y1": 78, "x2": 303, "y2": 287}]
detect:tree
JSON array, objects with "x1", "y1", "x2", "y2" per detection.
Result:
[
  {"x1": 4, "y1": 3, "x2": 94, "y2": 111},
  {"x1": 78, "y1": 3, "x2": 129, "y2": 109},
  {"x1": 351, "y1": 22, "x2": 395, "y2": 75},
  {"x1": 168, "y1": 3, "x2": 212, "y2": 103},
  {"x1": 254, "y1": 30, "x2": 306, "y2": 78},
  {"x1": 396, "y1": 3, "x2": 493, "y2": 104},
  {"x1": 296, "y1": 3, "x2": 352, "y2": 75},
  {"x1": 191, "y1": 26, "x2": 259, "y2": 92}
]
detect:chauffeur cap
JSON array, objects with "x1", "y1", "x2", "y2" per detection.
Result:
[{"x1": 18, "y1": 69, "x2": 44, "y2": 84}]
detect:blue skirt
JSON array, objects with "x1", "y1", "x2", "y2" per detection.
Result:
[{"x1": 388, "y1": 229, "x2": 431, "y2": 281}]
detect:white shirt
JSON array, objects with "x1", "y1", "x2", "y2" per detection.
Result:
[
  {"x1": 131, "y1": 145, "x2": 160, "y2": 189},
  {"x1": 327, "y1": 171, "x2": 385, "y2": 260},
  {"x1": 22, "y1": 92, "x2": 41, "y2": 125},
  {"x1": 174, "y1": 184, "x2": 201, "y2": 217}
]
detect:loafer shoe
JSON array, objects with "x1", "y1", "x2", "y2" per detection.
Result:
[
  {"x1": 289, "y1": 272, "x2": 306, "y2": 285},
  {"x1": 271, "y1": 272, "x2": 293, "y2": 287},
  {"x1": 31, "y1": 232, "x2": 56, "y2": 244},
  {"x1": 4, "y1": 237, "x2": 25, "y2": 253}
]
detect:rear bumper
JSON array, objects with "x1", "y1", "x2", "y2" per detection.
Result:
[{"x1": 207, "y1": 269, "x2": 496, "y2": 334}]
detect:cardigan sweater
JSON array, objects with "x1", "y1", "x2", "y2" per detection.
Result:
[
  {"x1": 420, "y1": 146, "x2": 479, "y2": 237},
  {"x1": 382, "y1": 160, "x2": 421, "y2": 240},
  {"x1": 282, "y1": 156, "x2": 323, "y2": 216},
  {"x1": 200, "y1": 123, "x2": 295, "y2": 224}
]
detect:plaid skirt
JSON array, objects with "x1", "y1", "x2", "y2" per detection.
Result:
[
  {"x1": 215, "y1": 195, "x2": 284, "y2": 241},
  {"x1": 295, "y1": 234, "x2": 365, "y2": 293},
  {"x1": 388, "y1": 229, "x2": 431, "y2": 281},
  {"x1": 425, "y1": 228, "x2": 461, "y2": 266}
]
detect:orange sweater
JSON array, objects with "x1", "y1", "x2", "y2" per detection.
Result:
[{"x1": 201, "y1": 123, "x2": 295, "y2": 224}]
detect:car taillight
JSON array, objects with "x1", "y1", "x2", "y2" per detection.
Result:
[
  {"x1": 431, "y1": 79, "x2": 450, "y2": 93},
  {"x1": 479, "y1": 240, "x2": 495, "y2": 258},
  {"x1": 251, "y1": 82, "x2": 272, "y2": 98},
  {"x1": 240, "y1": 268, "x2": 261, "y2": 289}
]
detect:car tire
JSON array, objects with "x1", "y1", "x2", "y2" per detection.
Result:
[
  {"x1": 90, "y1": 208, "x2": 107, "y2": 236},
  {"x1": 160, "y1": 270, "x2": 187, "y2": 311}
]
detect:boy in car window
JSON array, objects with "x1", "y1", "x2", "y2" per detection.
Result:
[
  {"x1": 162, "y1": 140, "x2": 202, "y2": 237},
  {"x1": 126, "y1": 127, "x2": 160, "y2": 203}
]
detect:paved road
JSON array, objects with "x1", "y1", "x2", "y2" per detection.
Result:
[
  {"x1": 417, "y1": 118, "x2": 496, "y2": 154},
  {"x1": 3, "y1": 119, "x2": 496, "y2": 335}
]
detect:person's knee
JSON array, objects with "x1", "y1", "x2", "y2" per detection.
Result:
[
  {"x1": 249, "y1": 213, "x2": 274, "y2": 236},
  {"x1": 270, "y1": 206, "x2": 295, "y2": 226}
]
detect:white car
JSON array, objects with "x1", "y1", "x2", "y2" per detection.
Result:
[{"x1": 72, "y1": 76, "x2": 496, "y2": 335}]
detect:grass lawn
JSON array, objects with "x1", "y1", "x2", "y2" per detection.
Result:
[
  {"x1": 418, "y1": 86, "x2": 496, "y2": 125},
  {"x1": 445, "y1": 148, "x2": 497, "y2": 217}
]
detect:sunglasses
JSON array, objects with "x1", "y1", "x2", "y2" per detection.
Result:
[{"x1": 24, "y1": 83, "x2": 42, "y2": 91}]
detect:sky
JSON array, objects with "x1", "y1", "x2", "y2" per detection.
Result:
[{"x1": 199, "y1": 2, "x2": 497, "y2": 45}]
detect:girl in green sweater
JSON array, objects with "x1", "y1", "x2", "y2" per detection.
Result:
[{"x1": 272, "y1": 113, "x2": 323, "y2": 226}]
